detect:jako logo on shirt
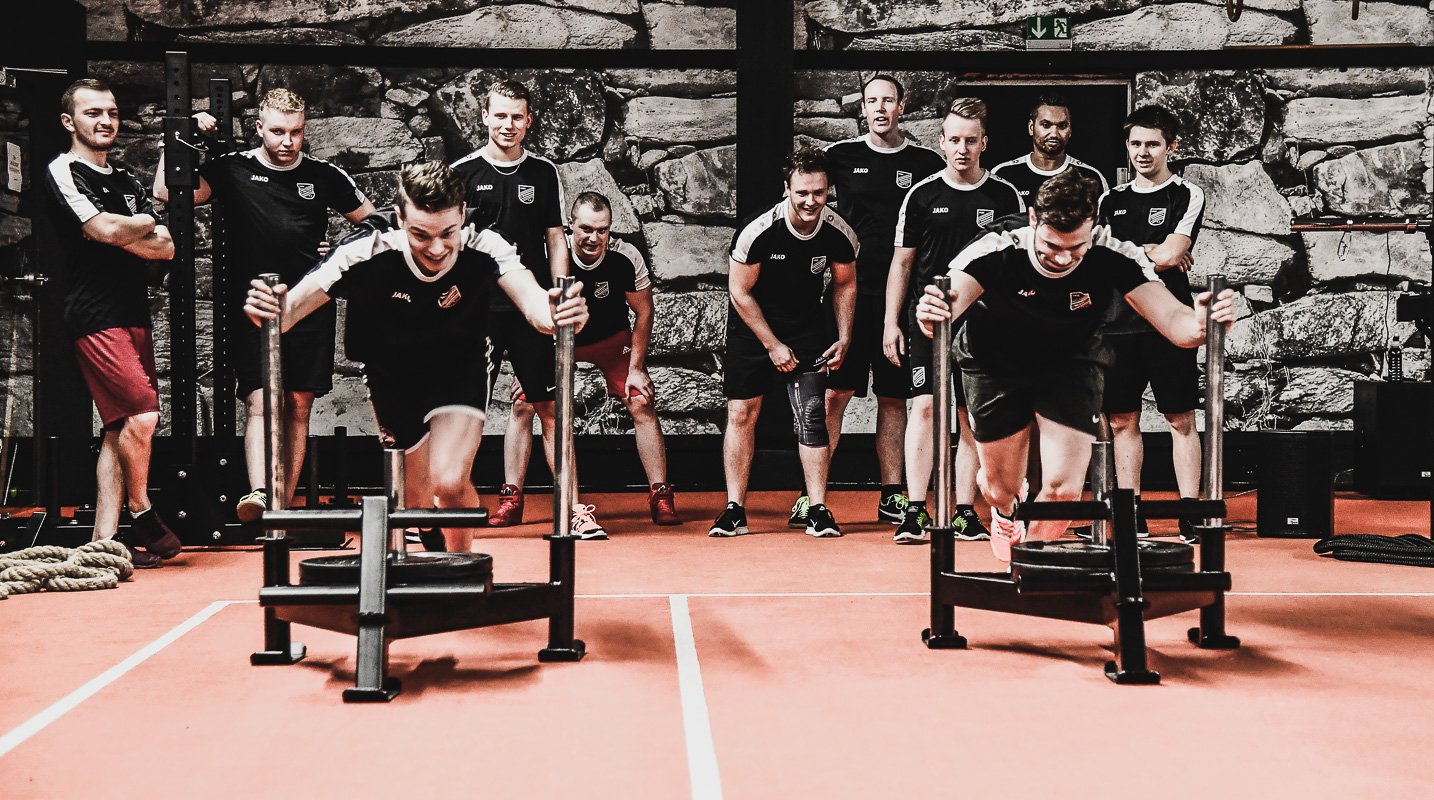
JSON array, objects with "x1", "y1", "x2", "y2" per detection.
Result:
[
  {"x1": 594, "y1": 281, "x2": 610, "y2": 299},
  {"x1": 911, "y1": 366, "x2": 926, "y2": 387},
  {"x1": 976, "y1": 208, "x2": 995, "y2": 227},
  {"x1": 1113, "y1": 209, "x2": 1127, "y2": 216},
  {"x1": 518, "y1": 185, "x2": 536, "y2": 204},
  {"x1": 250, "y1": 174, "x2": 269, "y2": 183},
  {"x1": 472, "y1": 184, "x2": 494, "y2": 191},
  {"x1": 769, "y1": 254, "x2": 786, "y2": 260},
  {"x1": 852, "y1": 168, "x2": 869, "y2": 174},
  {"x1": 1070, "y1": 291, "x2": 1092, "y2": 311},
  {"x1": 392, "y1": 292, "x2": 411, "y2": 302},
  {"x1": 438, "y1": 286, "x2": 461, "y2": 308},
  {"x1": 1148, "y1": 207, "x2": 1168, "y2": 226},
  {"x1": 297, "y1": 183, "x2": 316, "y2": 200},
  {"x1": 932, "y1": 207, "x2": 949, "y2": 214},
  {"x1": 810, "y1": 255, "x2": 827, "y2": 274},
  {"x1": 896, "y1": 171, "x2": 912, "y2": 188}
]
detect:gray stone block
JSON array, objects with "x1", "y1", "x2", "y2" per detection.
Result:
[
  {"x1": 843, "y1": 29, "x2": 1025, "y2": 51},
  {"x1": 653, "y1": 145, "x2": 736, "y2": 218},
  {"x1": 643, "y1": 221, "x2": 733, "y2": 285},
  {"x1": 1303, "y1": 231, "x2": 1431, "y2": 286},
  {"x1": 257, "y1": 66, "x2": 385, "y2": 118},
  {"x1": 802, "y1": 0, "x2": 1143, "y2": 32},
  {"x1": 1135, "y1": 71, "x2": 1265, "y2": 163},
  {"x1": 643, "y1": 3, "x2": 737, "y2": 49},
  {"x1": 1314, "y1": 140, "x2": 1432, "y2": 216},
  {"x1": 1190, "y1": 230, "x2": 1296, "y2": 288},
  {"x1": 651, "y1": 290, "x2": 727, "y2": 356},
  {"x1": 1226, "y1": 291, "x2": 1416, "y2": 360},
  {"x1": 1283, "y1": 95, "x2": 1428, "y2": 147},
  {"x1": 377, "y1": 5, "x2": 640, "y2": 49},
  {"x1": 1264, "y1": 66, "x2": 1432, "y2": 99},
  {"x1": 558, "y1": 159, "x2": 641, "y2": 234},
  {"x1": 1076, "y1": 4, "x2": 1297, "y2": 50},
  {"x1": 624, "y1": 97, "x2": 737, "y2": 144},
  {"x1": 603, "y1": 69, "x2": 736, "y2": 98},
  {"x1": 434, "y1": 69, "x2": 607, "y2": 160},
  {"x1": 1303, "y1": 0, "x2": 1434, "y2": 46},
  {"x1": 304, "y1": 118, "x2": 422, "y2": 171},
  {"x1": 1183, "y1": 161, "x2": 1293, "y2": 237}
]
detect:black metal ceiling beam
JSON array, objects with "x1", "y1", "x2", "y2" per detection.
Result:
[{"x1": 86, "y1": 41, "x2": 737, "y2": 70}]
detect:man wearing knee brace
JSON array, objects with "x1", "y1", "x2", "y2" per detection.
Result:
[{"x1": 709, "y1": 148, "x2": 858, "y2": 538}]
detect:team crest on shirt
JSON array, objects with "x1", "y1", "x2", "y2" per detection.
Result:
[
  {"x1": 1070, "y1": 291, "x2": 1092, "y2": 311},
  {"x1": 438, "y1": 286, "x2": 462, "y2": 309},
  {"x1": 1148, "y1": 207, "x2": 1168, "y2": 226},
  {"x1": 297, "y1": 182, "x2": 316, "y2": 200},
  {"x1": 123, "y1": 194, "x2": 138, "y2": 213},
  {"x1": 518, "y1": 185, "x2": 536, "y2": 205},
  {"x1": 810, "y1": 255, "x2": 827, "y2": 274},
  {"x1": 976, "y1": 208, "x2": 995, "y2": 227},
  {"x1": 595, "y1": 281, "x2": 610, "y2": 299},
  {"x1": 896, "y1": 171, "x2": 912, "y2": 189},
  {"x1": 911, "y1": 366, "x2": 926, "y2": 388}
]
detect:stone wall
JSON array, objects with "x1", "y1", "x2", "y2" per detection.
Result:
[{"x1": 0, "y1": 85, "x2": 34, "y2": 437}]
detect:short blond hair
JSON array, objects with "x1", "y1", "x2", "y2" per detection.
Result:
[
  {"x1": 259, "y1": 89, "x2": 306, "y2": 115},
  {"x1": 945, "y1": 97, "x2": 988, "y2": 134}
]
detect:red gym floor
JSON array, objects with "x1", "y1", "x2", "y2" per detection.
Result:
[{"x1": 3, "y1": 490, "x2": 1433, "y2": 799}]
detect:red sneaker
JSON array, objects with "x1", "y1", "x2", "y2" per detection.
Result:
[
  {"x1": 489, "y1": 484, "x2": 524, "y2": 527},
  {"x1": 989, "y1": 505, "x2": 1026, "y2": 564},
  {"x1": 649, "y1": 483, "x2": 680, "y2": 526}
]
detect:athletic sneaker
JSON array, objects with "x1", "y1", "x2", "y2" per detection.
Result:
[
  {"x1": 1179, "y1": 518, "x2": 1200, "y2": 544},
  {"x1": 1072, "y1": 517, "x2": 1150, "y2": 540},
  {"x1": 805, "y1": 504, "x2": 842, "y2": 538},
  {"x1": 112, "y1": 533, "x2": 162, "y2": 569},
  {"x1": 649, "y1": 483, "x2": 681, "y2": 526},
  {"x1": 489, "y1": 484, "x2": 524, "y2": 527},
  {"x1": 893, "y1": 507, "x2": 931, "y2": 544},
  {"x1": 236, "y1": 489, "x2": 267, "y2": 523},
  {"x1": 709, "y1": 502, "x2": 749, "y2": 537},
  {"x1": 419, "y1": 528, "x2": 447, "y2": 552},
  {"x1": 952, "y1": 506, "x2": 990, "y2": 541},
  {"x1": 788, "y1": 495, "x2": 810, "y2": 529},
  {"x1": 989, "y1": 506, "x2": 1025, "y2": 564},
  {"x1": 877, "y1": 490, "x2": 908, "y2": 524},
  {"x1": 130, "y1": 508, "x2": 183, "y2": 560},
  {"x1": 570, "y1": 505, "x2": 608, "y2": 540}
]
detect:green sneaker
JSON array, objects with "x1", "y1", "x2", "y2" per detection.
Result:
[
  {"x1": 788, "y1": 495, "x2": 811, "y2": 528},
  {"x1": 236, "y1": 489, "x2": 268, "y2": 523},
  {"x1": 893, "y1": 508, "x2": 931, "y2": 544},
  {"x1": 877, "y1": 490, "x2": 908, "y2": 524},
  {"x1": 952, "y1": 506, "x2": 990, "y2": 541}
]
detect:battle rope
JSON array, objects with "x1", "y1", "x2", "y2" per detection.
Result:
[
  {"x1": 1313, "y1": 534, "x2": 1434, "y2": 568},
  {"x1": 0, "y1": 540, "x2": 136, "y2": 598}
]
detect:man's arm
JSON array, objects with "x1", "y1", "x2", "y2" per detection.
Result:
[
  {"x1": 498, "y1": 269, "x2": 587, "y2": 336},
  {"x1": 153, "y1": 148, "x2": 214, "y2": 205},
  {"x1": 1143, "y1": 233, "x2": 1194, "y2": 272},
  {"x1": 825, "y1": 259, "x2": 857, "y2": 371},
  {"x1": 81, "y1": 212, "x2": 157, "y2": 247},
  {"x1": 546, "y1": 226, "x2": 570, "y2": 279},
  {"x1": 122, "y1": 224, "x2": 175, "y2": 260},
  {"x1": 1124, "y1": 281, "x2": 1236, "y2": 347},
  {"x1": 882, "y1": 247, "x2": 917, "y2": 363},
  {"x1": 243, "y1": 274, "x2": 334, "y2": 333},
  {"x1": 729, "y1": 257, "x2": 796, "y2": 372},
  {"x1": 913, "y1": 271, "x2": 984, "y2": 337},
  {"x1": 625, "y1": 287, "x2": 655, "y2": 400}
]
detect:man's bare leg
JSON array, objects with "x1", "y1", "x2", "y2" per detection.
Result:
[
  {"x1": 905, "y1": 394, "x2": 935, "y2": 505},
  {"x1": 824, "y1": 388, "x2": 855, "y2": 456},
  {"x1": 118, "y1": 411, "x2": 159, "y2": 515},
  {"x1": 505, "y1": 399, "x2": 536, "y2": 488},
  {"x1": 874, "y1": 396, "x2": 906, "y2": 485},
  {"x1": 723, "y1": 397, "x2": 762, "y2": 506},
  {"x1": 973, "y1": 425, "x2": 1031, "y2": 517},
  {"x1": 412, "y1": 411, "x2": 485, "y2": 553},
  {"x1": 281, "y1": 392, "x2": 314, "y2": 504},
  {"x1": 798, "y1": 444, "x2": 830, "y2": 506},
  {"x1": 954, "y1": 409, "x2": 981, "y2": 507},
  {"x1": 1167, "y1": 410, "x2": 1201, "y2": 498},
  {"x1": 1109, "y1": 410, "x2": 1143, "y2": 492},
  {"x1": 93, "y1": 429, "x2": 125, "y2": 540},
  {"x1": 1026, "y1": 415, "x2": 1097, "y2": 542},
  {"x1": 624, "y1": 394, "x2": 668, "y2": 484}
]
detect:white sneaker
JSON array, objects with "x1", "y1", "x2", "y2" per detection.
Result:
[{"x1": 570, "y1": 504, "x2": 608, "y2": 540}]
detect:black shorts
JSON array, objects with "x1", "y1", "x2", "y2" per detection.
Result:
[
  {"x1": 825, "y1": 292, "x2": 908, "y2": 400},
  {"x1": 486, "y1": 307, "x2": 557, "y2": 404},
  {"x1": 722, "y1": 330, "x2": 826, "y2": 400},
  {"x1": 960, "y1": 357, "x2": 1105, "y2": 443},
  {"x1": 232, "y1": 303, "x2": 336, "y2": 400},
  {"x1": 1102, "y1": 332, "x2": 1200, "y2": 415},
  {"x1": 365, "y1": 353, "x2": 491, "y2": 450},
  {"x1": 907, "y1": 318, "x2": 966, "y2": 407}
]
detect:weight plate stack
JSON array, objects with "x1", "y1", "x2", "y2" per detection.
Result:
[
  {"x1": 1009, "y1": 540, "x2": 1195, "y2": 576},
  {"x1": 298, "y1": 552, "x2": 495, "y2": 586}
]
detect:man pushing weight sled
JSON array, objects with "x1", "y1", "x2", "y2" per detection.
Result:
[{"x1": 913, "y1": 169, "x2": 1236, "y2": 563}]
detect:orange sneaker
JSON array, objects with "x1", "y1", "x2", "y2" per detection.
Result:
[
  {"x1": 649, "y1": 483, "x2": 680, "y2": 526},
  {"x1": 989, "y1": 506, "x2": 1025, "y2": 564},
  {"x1": 489, "y1": 484, "x2": 524, "y2": 527}
]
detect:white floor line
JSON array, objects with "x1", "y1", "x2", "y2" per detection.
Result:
[
  {"x1": 1228, "y1": 592, "x2": 1434, "y2": 597},
  {"x1": 669, "y1": 595, "x2": 723, "y2": 800},
  {"x1": 582, "y1": 591, "x2": 1434, "y2": 600},
  {"x1": 0, "y1": 599, "x2": 239, "y2": 759}
]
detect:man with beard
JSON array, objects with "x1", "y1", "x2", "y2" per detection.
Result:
[
  {"x1": 992, "y1": 93, "x2": 1108, "y2": 208},
  {"x1": 45, "y1": 79, "x2": 179, "y2": 568}
]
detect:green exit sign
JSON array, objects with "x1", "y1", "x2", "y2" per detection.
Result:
[{"x1": 1025, "y1": 15, "x2": 1072, "y2": 50}]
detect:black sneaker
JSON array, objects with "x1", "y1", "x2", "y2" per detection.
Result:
[
  {"x1": 893, "y1": 509, "x2": 930, "y2": 544},
  {"x1": 877, "y1": 490, "x2": 908, "y2": 524},
  {"x1": 709, "y1": 502, "x2": 749, "y2": 537},
  {"x1": 419, "y1": 528, "x2": 447, "y2": 552},
  {"x1": 129, "y1": 508, "x2": 182, "y2": 559},
  {"x1": 112, "y1": 533, "x2": 162, "y2": 569},
  {"x1": 1179, "y1": 518, "x2": 1200, "y2": 544},
  {"x1": 788, "y1": 495, "x2": 810, "y2": 529},
  {"x1": 953, "y1": 506, "x2": 990, "y2": 541},
  {"x1": 805, "y1": 504, "x2": 841, "y2": 538}
]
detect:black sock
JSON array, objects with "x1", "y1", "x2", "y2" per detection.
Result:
[
  {"x1": 955, "y1": 503, "x2": 974, "y2": 514},
  {"x1": 908, "y1": 500, "x2": 926, "y2": 517},
  {"x1": 881, "y1": 484, "x2": 903, "y2": 498}
]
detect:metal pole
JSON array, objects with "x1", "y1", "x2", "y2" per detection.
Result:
[
  {"x1": 552, "y1": 276, "x2": 578, "y2": 537},
  {"x1": 1089, "y1": 439, "x2": 1115, "y2": 546},
  {"x1": 931, "y1": 275, "x2": 954, "y2": 527},
  {"x1": 385, "y1": 448, "x2": 407, "y2": 562},
  {"x1": 1203, "y1": 274, "x2": 1228, "y2": 523},
  {"x1": 260, "y1": 273, "x2": 285, "y2": 515}
]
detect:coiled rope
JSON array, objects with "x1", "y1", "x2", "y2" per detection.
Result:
[
  {"x1": 0, "y1": 540, "x2": 136, "y2": 598},
  {"x1": 1313, "y1": 534, "x2": 1434, "y2": 568}
]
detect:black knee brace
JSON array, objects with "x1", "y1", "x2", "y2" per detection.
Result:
[{"x1": 786, "y1": 370, "x2": 829, "y2": 448}]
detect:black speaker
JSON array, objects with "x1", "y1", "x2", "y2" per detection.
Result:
[
  {"x1": 1256, "y1": 431, "x2": 1334, "y2": 539},
  {"x1": 1353, "y1": 380, "x2": 1431, "y2": 499}
]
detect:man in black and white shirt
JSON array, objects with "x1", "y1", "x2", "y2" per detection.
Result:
[
  {"x1": 244, "y1": 162, "x2": 587, "y2": 555},
  {"x1": 822, "y1": 74, "x2": 945, "y2": 528},
  {"x1": 883, "y1": 97, "x2": 1023, "y2": 544},
  {"x1": 991, "y1": 93, "x2": 1109, "y2": 207},
  {"x1": 451, "y1": 79, "x2": 570, "y2": 530},
  {"x1": 915, "y1": 170, "x2": 1235, "y2": 563},
  {"x1": 46, "y1": 79, "x2": 179, "y2": 568},
  {"x1": 155, "y1": 88, "x2": 376, "y2": 523},
  {"x1": 1098, "y1": 105, "x2": 1207, "y2": 542},
  {"x1": 709, "y1": 148, "x2": 858, "y2": 540}
]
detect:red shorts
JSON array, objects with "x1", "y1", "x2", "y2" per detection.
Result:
[
  {"x1": 514, "y1": 329, "x2": 639, "y2": 402},
  {"x1": 74, "y1": 327, "x2": 160, "y2": 428}
]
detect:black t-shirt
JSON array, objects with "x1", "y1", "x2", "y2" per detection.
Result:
[
  {"x1": 569, "y1": 234, "x2": 649, "y2": 346},
  {"x1": 307, "y1": 211, "x2": 525, "y2": 371},
  {"x1": 990, "y1": 153, "x2": 1109, "y2": 207},
  {"x1": 1098, "y1": 174, "x2": 1205, "y2": 334},
  {"x1": 44, "y1": 153, "x2": 160, "y2": 338},
  {"x1": 948, "y1": 214, "x2": 1159, "y2": 372},
  {"x1": 895, "y1": 170, "x2": 1024, "y2": 313},
  {"x1": 823, "y1": 136, "x2": 944, "y2": 297},
  {"x1": 451, "y1": 148, "x2": 565, "y2": 310},
  {"x1": 199, "y1": 149, "x2": 366, "y2": 305},
  {"x1": 728, "y1": 199, "x2": 859, "y2": 347}
]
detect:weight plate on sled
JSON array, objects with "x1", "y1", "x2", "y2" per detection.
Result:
[
  {"x1": 1010, "y1": 541, "x2": 1194, "y2": 575},
  {"x1": 298, "y1": 552, "x2": 494, "y2": 586}
]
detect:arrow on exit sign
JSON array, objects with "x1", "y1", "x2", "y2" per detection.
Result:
[{"x1": 1025, "y1": 15, "x2": 1072, "y2": 50}]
